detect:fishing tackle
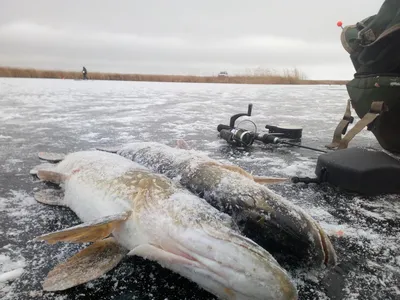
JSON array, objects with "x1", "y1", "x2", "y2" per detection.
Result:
[{"x1": 217, "y1": 103, "x2": 326, "y2": 153}]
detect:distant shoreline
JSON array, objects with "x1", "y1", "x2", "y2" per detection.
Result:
[{"x1": 0, "y1": 66, "x2": 349, "y2": 85}]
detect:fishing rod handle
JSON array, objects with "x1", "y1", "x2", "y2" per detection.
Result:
[{"x1": 217, "y1": 124, "x2": 232, "y2": 132}]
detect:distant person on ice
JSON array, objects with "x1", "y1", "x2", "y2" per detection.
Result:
[{"x1": 82, "y1": 66, "x2": 88, "y2": 80}]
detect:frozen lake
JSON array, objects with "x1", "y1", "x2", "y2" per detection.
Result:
[{"x1": 0, "y1": 78, "x2": 399, "y2": 300}]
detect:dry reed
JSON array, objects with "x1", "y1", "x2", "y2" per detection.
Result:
[{"x1": 0, "y1": 66, "x2": 348, "y2": 85}]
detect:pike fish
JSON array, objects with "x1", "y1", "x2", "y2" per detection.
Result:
[
  {"x1": 95, "y1": 142, "x2": 337, "y2": 268},
  {"x1": 31, "y1": 150, "x2": 298, "y2": 300}
]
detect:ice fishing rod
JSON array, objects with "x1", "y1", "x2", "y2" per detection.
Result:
[
  {"x1": 256, "y1": 133, "x2": 328, "y2": 153},
  {"x1": 216, "y1": 103, "x2": 327, "y2": 153}
]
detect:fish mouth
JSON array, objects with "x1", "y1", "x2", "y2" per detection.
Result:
[
  {"x1": 152, "y1": 226, "x2": 298, "y2": 300},
  {"x1": 313, "y1": 220, "x2": 337, "y2": 267},
  {"x1": 283, "y1": 210, "x2": 337, "y2": 268}
]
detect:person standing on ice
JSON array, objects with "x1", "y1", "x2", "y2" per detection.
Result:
[{"x1": 82, "y1": 66, "x2": 88, "y2": 80}]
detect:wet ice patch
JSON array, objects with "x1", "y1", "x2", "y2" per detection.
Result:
[
  {"x1": 0, "y1": 191, "x2": 36, "y2": 298},
  {"x1": 3, "y1": 159, "x2": 25, "y2": 173},
  {"x1": 270, "y1": 159, "x2": 316, "y2": 177},
  {"x1": 0, "y1": 190, "x2": 37, "y2": 212},
  {"x1": 0, "y1": 187, "x2": 85, "y2": 299},
  {"x1": 0, "y1": 253, "x2": 26, "y2": 298},
  {"x1": 79, "y1": 132, "x2": 100, "y2": 142}
]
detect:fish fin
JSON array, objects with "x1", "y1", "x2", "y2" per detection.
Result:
[
  {"x1": 29, "y1": 162, "x2": 56, "y2": 176},
  {"x1": 37, "y1": 170, "x2": 68, "y2": 185},
  {"x1": 34, "y1": 189, "x2": 66, "y2": 207},
  {"x1": 214, "y1": 163, "x2": 254, "y2": 180},
  {"x1": 38, "y1": 152, "x2": 66, "y2": 163},
  {"x1": 175, "y1": 139, "x2": 191, "y2": 150},
  {"x1": 128, "y1": 244, "x2": 198, "y2": 266},
  {"x1": 95, "y1": 146, "x2": 122, "y2": 153},
  {"x1": 42, "y1": 237, "x2": 128, "y2": 291},
  {"x1": 252, "y1": 176, "x2": 289, "y2": 184},
  {"x1": 34, "y1": 212, "x2": 131, "y2": 244}
]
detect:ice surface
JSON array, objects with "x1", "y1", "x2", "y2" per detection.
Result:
[{"x1": 0, "y1": 78, "x2": 399, "y2": 300}]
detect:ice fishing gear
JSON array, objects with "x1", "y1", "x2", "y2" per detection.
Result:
[
  {"x1": 217, "y1": 104, "x2": 327, "y2": 153},
  {"x1": 258, "y1": 134, "x2": 327, "y2": 153},
  {"x1": 292, "y1": 147, "x2": 400, "y2": 196},
  {"x1": 217, "y1": 103, "x2": 302, "y2": 147},
  {"x1": 328, "y1": 0, "x2": 400, "y2": 154},
  {"x1": 218, "y1": 127, "x2": 256, "y2": 147},
  {"x1": 216, "y1": 103, "x2": 255, "y2": 147},
  {"x1": 264, "y1": 125, "x2": 303, "y2": 140}
]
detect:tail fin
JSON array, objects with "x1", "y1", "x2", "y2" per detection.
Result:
[
  {"x1": 38, "y1": 152, "x2": 66, "y2": 163},
  {"x1": 175, "y1": 139, "x2": 191, "y2": 150}
]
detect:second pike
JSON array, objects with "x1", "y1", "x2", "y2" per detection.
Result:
[{"x1": 96, "y1": 141, "x2": 337, "y2": 268}]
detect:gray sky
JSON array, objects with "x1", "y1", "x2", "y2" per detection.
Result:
[{"x1": 0, "y1": 0, "x2": 383, "y2": 79}]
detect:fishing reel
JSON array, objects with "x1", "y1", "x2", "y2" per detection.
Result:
[
  {"x1": 217, "y1": 104, "x2": 326, "y2": 153},
  {"x1": 217, "y1": 104, "x2": 257, "y2": 147},
  {"x1": 217, "y1": 103, "x2": 303, "y2": 146},
  {"x1": 219, "y1": 127, "x2": 256, "y2": 147}
]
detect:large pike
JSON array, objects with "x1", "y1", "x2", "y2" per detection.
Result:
[
  {"x1": 31, "y1": 150, "x2": 297, "y2": 300},
  {"x1": 96, "y1": 142, "x2": 337, "y2": 268}
]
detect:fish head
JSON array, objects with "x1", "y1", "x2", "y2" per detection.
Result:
[
  {"x1": 180, "y1": 225, "x2": 297, "y2": 300},
  {"x1": 234, "y1": 190, "x2": 338, "y2": 269},
  {"x1": 200, "y1": 168, "x2": 337, "y2": 269},
  {"x1": 131, "y1": 192, "x2": 298, "y2": 300},
  {"x1": 164, "y1": 225, "x2": 298, "y2": 300}
]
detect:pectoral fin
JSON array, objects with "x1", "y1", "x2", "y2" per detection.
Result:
[
  {"x1": 43, "y1": 237, "x2": 128, "y2": 291},
  {"x1": 252, "y1": 176, "x2": 288, "y2": 184},
  {"x1": 34, "y1": 212, "x2": 131, "y2": 244},
  {"x1": 38, "y1": 152, "x2": 66, "y2": 163}
]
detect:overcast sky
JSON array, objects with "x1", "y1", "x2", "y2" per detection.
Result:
[{"x1": 0, "y1": 0, "x2": 383, "y2": 79}]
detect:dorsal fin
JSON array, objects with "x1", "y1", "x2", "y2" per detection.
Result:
[
  {"x1": 204, "y1": 162, "x2": 288, "y2": 185},
  {"x1": 95, "y1": 146, "x2": 122, "y2": 153},
  {"x1": 204, "y1": 162, "x2": 254, "y2": 180},
  {"x1": 175, "y1": 139, "x2": 191, "y2": 150},
  {"x1": 252, "y1": 176, "x2": 288, "y2": 184}
]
